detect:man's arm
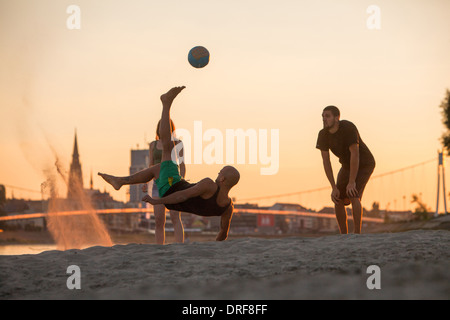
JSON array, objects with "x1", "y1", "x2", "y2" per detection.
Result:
[
  {"x1": 142, "y1": 178, "x2": 214, "y2": 205},
  {"x1": 347, "y1": 143, "x2": 359, "y2": 197},
  {"x1": 216, "y1": 203, "x2": 234, "y2": 241},
  {"x1": 321, "y1": 150, "x2": 335, "y2": 188},
  {"x1": 321, "y1": 150, "x2": 339, "y2": 204}
]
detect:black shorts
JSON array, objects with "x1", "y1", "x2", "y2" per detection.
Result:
[{"x1": 336, "y1": 165, "x2": 375, "y2": 206}]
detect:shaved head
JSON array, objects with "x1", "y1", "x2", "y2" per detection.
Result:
[{"x1": 219, "y1": 166, "x2": 240, "y2": 188}]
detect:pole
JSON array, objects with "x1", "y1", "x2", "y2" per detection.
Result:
[
  {"x1": 436, "y1": 150, "x2": 447, "y2": 217},
  {"x1": 442, "y1": 152, "x2": 448, "y2": 214},
  {"x1": 436, "y1": 155, "x2": 440, "y2": 217},
  {"x1": 443, "y1": 167, "x2": 448, "y2": 215}
]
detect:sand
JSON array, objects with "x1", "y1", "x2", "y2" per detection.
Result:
[{"x1": 1, "y1": 228, "x2": 449, "y2": 300}]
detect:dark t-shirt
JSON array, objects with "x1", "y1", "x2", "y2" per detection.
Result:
[
  {"x1": 163, "y1": 180, "x2": 231, "y2": 217},
  {"x1": 316, "y1": 120, "x2": 375, "y2": 169}
]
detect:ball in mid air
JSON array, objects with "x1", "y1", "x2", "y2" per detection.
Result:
[{"x1": 188, "y1": 46, "x2": 210, "y2": 68}]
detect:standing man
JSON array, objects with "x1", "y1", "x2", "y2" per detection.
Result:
[
  {"x1": 147, "y1": 119, "x2": 185, "y2": 244},
  {"x1": 316, "y1": 106, "x2": 375, "y2": 234}
]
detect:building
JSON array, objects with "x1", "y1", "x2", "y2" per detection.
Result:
[
  {"x1": 384, "y1": 210, "x2": 414, "y2": 222},
  {"x1": 59, "y1": 131, "x2": 129, "y2": 230},
  {"x1": 67, "y1": 130, "x2": 84, "y2": 200},
  {"x1": 269, "y1": 203, "x2": 318, "y2": 233}
]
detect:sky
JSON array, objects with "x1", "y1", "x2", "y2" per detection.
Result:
[{"x1": 0, "y1": 0, "x2": 449, "y2": 212}]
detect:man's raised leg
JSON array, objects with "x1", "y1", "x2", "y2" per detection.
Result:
[
  {"x1": 159, "y1": 86, "x2": 185, "y2": 162},
  {"x1": 98, "y1": 86, "x2": 185, "y2": 191}
]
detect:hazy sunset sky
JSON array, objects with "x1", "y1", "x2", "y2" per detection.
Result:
[{"x1": 1, "y1": 0, "x2": 449, "y2": 212}]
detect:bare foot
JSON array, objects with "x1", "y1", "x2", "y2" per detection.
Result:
[
  {"x1": 160, "y1": 86, "x2": 186, "y2": 106},
  {"x1": 98, "y1": 172, "x2": 122, "y2": 190}
]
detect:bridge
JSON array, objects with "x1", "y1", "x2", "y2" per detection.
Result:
[
  {"x1": 1, "y1": 155, "x2": 446, "y2": 225},
  {"x1": 0, "y1": 207, "x2": 384, "y2": 223}
]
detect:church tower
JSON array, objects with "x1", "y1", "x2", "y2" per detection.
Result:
[{"x1": 67, "y1": 129, "x2": 84, "y2": 199}]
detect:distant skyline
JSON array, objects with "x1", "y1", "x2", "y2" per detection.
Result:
[
  {"x1": 1, "y1": 122, "x2": 445, "y2": 214},
  {"x1": 1, "y1": 0, "x2": 449, "y2": 212}
]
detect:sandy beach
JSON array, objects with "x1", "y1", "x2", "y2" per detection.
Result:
[{"x1": 1, "y1": 225, "x2": 449, "y2": 300}]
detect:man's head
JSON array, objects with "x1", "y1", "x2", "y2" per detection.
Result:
[
  {"x1": 216, "y1": 166, "x2": 240, "y2": 189},
  {"x1": 322, "y1": 105, "x2": 340, "y2": 130}
]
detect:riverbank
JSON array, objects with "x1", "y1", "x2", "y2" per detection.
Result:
[{"x1": 1, "y1": 214, "x2": 449, "y2": 246}]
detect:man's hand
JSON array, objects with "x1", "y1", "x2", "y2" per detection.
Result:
[
  {"x1": 346, "y1": 181, "x2": 358, "y2": 198},
  {"x1": 142, "y1": 194, "x2": 159, "y2": 205},
  {"x1": 216, "y1": 203, "x2": 233, "y2": 241},
  {"x1": 216, "y1": 231, "x2": 227, "y2": 241},
  {"x1": 331, "y1": 187, "x2": 340, "y2": 204}
]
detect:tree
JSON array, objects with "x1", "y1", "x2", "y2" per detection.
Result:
[
  {"x1": 369, "y1": 201, "x2": 381, "y2": 218},
  {"x1": 411, "y1": 194, "x2": 430, "y2": 220},
  {"x1": 371, "y1": 201, "x2": 380, "y2": 214},
  {"x1": 439, "y1": 89, "x2": 450, "y2": 153}
]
